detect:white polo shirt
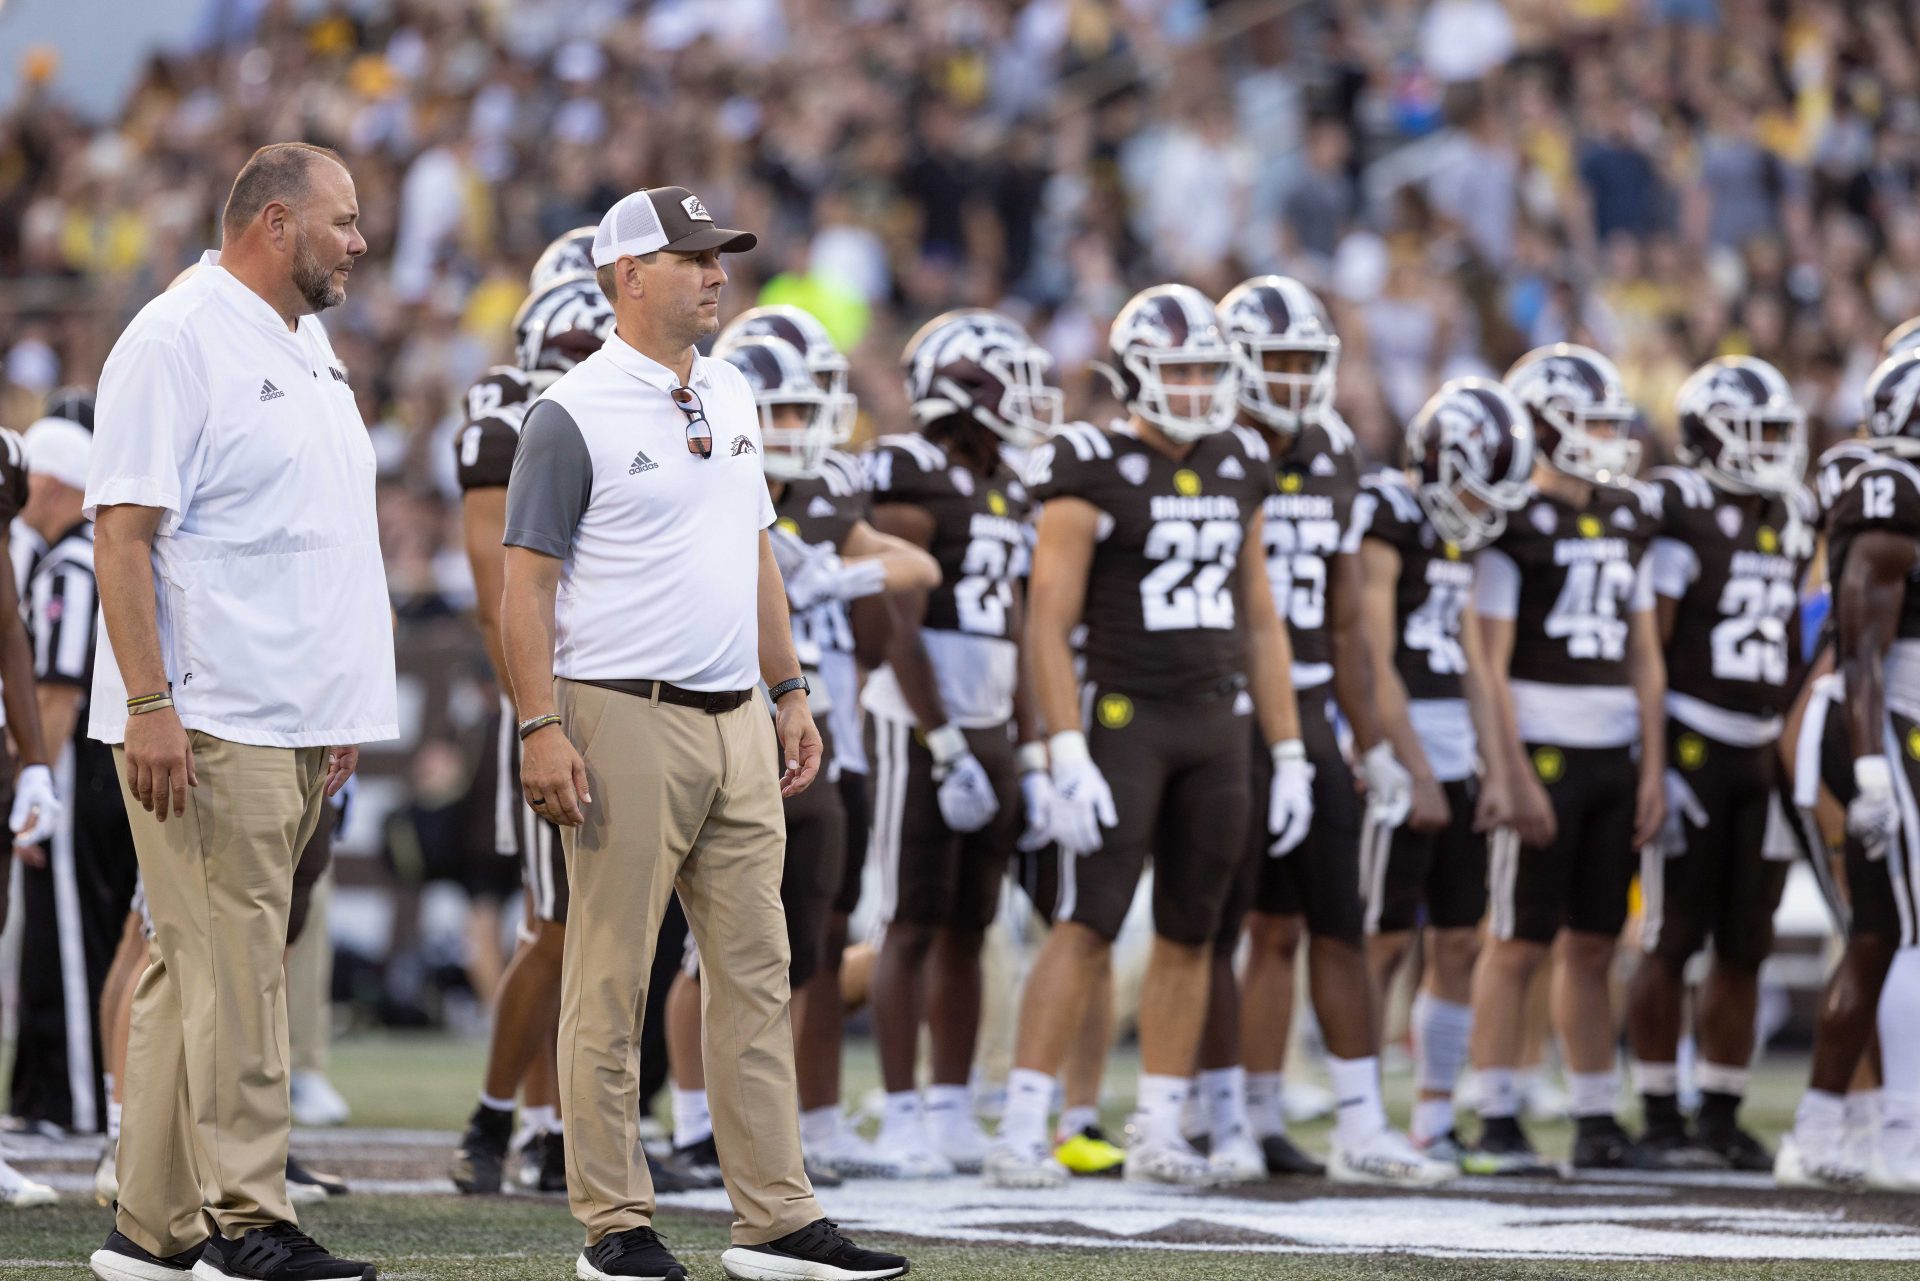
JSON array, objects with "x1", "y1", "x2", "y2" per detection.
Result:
[
  {"x1": 503, "y1": 332, "x2": 776, "y2": 692},
  {"x1": 85, "y1": 256, "x2": 398, "y2": 749}
]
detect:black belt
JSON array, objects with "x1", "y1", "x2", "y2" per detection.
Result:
[{"x1": 578, "y1": 678, "x2": 753, "y2": 714}]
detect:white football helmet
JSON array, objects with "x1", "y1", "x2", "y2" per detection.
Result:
[
  {"x1": 1106, "y1": 284, "x2": 1238, "y2": 441},
  {"x1": 1407, "y1": 378, "x2": 1537, "y2": 550},
  {"x1": 902, "y1": 309, "x2": 1062, "y2": 448},
  {"x1": 716, "y1": 305, "x2": 854, "y2": 443},
  {"x1": 1503, "y1": 343, "x2": 1639, "y2": 484},
  {"x1": 1217, "y1": 274, "x2": 1339, "y2": 433},
  {"x1": 720, "y1": 337, "x2": 835, "y2": 480}
]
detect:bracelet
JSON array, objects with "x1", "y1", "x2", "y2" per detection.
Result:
[
  {"x1": 767, "y1": 675, "x2": 809, "y2": 703},
  {"x1": 127, "y1": 690, "x2": 170, "y2": 710},
  {"x1": 517, "y1": 714, "x2": 562, "y2": 740},
  {"x1": 129, "y1": 697, "x2": 175, "y2": 716}
]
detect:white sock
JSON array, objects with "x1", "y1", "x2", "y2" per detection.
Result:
[
  {"x1": 672, "y1": 1088, "x2": 712, "y2": 1149},
  {"x1": 1246, "y1": 1071, "x2": 1287, "y2": 1137},
  {"x1": 1695, "y1": 1061, "x2": 1749, "y2": 1099},
  {"x1": 1798, "y1": 1089, "x2": 1847, "y2": 1140},
  {"x1": 478, "y1": 1091, "x2": 516, "y2": 1114},
  {"x1": 1411, "y1": 992, "x2": 1472, "y2": 1096},
  {"x1": 1845, "y1": 1088, "x2": 1883, "y2": 1135},
  {"x1": 1180, "y1": 1080, "x2": 1208, "y2": 1142},
  {"x1": 1327, "y1": 1055, "x2": 1387, "y2": 1147},
  {"x1": 106, "y1": 1099, "x2": 123, "y2": 1145},
  {"x1": 1135, "y1": 1074, "x2": 1192, "y2": 1144},
  {"x1": 1475, "y1": 1068, "x2": 1519, "y2": 1120},
  {"x1": 1200, "y1": 1067, "x2": 1251, "y2": 1144},
  {"x1": 1412, "y1": 1098, "x2": 1455, "y2": 1145},
  {"x1": 1057, "y1": 1104, "x2": 1099, "y2": 1142},
  {"x1": 1568, "y1": 1070, "x2": 1617, "y2": 1120},
  {"x1": 924, "y1": 1083, "x2": 970, "y2": 1137},
  {"x1": 1880, "y1": 948, "x2": 1920, "y2": 1126},
  {"x1": 800, "y1": 1105, "x2": 840, "y2": 1150},
  {"x1": 882, "y1": 1089, "x2": 922, "y2": 1139},
  {"x1": 522, "y1": 1105, "x2": 558, "y2": 1137},
  {"x1": 1630, "y1": 1060, "x2": 1680, "y2": 1097},
  {"x1": 1002, "y1": 1069, "x2": 1054, "y2": 1149}
]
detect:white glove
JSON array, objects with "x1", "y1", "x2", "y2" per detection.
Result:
[
  {"x1": 927, "y1": 724, "x2": 998, "y2": 833},
  {"x1": 1268, "y1": 739, "x2": 1315, "y2": 857},
  {"x1": 786, "y1": 548, "x2": 888, "y2": 611},
  {"x1": 1359, "y1": 741, "x2": 1413, "y2": 830},
  {"x1": 768, "y1": 524, "x2": 815, "y2": 580},
  {"x1": 1016, "y1": 743, "x2": 1054, "y2": 853},
  {"x1": 10, "y1": 763, "x2": 60, "y2": 846},
  {"x1": 1850, "y1": 755, "x2": 1899, "y2": 861},
  {"x1": 1655, "y1": 767, "x2": 1708, "y2": 858},
  {"x1": 1049, "y1": 730, "x2": 1117, "y2": 854}
]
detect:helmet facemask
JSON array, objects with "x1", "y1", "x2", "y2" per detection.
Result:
[
  {"x1": 1125, "y1": 349, "x2": 1238, "y2": 442},
  {"x1": 1696, "y1": 401, "x2": 1807, "y2": 495},
  {"x1": 1539, "y1": 396, "x2": 1639, "y2": 484},
  {"x1": 1232, "y1": 336, "x2": 1339, "y2": 434},
  {"x1": 757, "y1": 389, "x2": 835, "y2": 480}
]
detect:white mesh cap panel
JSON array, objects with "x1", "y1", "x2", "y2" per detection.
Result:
[{"x1": 592, "y1": 192, "x2": 668, "y2": 266}]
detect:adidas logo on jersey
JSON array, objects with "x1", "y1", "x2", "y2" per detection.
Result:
[
  {"x1": 1217, "y1": 455, "x2": 1246, "y2": 480},
  {"x1": 259, "y1": 379, "x2": 284, "y2": 402},
  {"x1": 808, "y1": 495, "x2": 836, "y2": 518},
  {"x1": 629, "y1": 448, "x2": 658, "y2": 475},
  {"x1": 1310, "y1": 454, "x2": 1337, "y2": 476}
]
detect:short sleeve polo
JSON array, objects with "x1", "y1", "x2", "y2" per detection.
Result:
[
  {"x1": 503, "y1": 332, "x2": 777, "y2": 692},
  {"x1": 85, "y1": 258, "x2": 398, "y2": 748}
]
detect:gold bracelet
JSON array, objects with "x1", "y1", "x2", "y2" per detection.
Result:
[{"x1": 129, "y1": 697, "x2": 175, "y2": 716}]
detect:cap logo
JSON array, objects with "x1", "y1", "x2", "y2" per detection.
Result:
[{"x1": 681, "y1": 194, "x2": 712, "y2": 222}]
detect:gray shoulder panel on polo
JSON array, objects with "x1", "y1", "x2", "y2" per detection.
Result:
[{"x1": 503, "y1": 398, "x2": 593, "y2": 559}]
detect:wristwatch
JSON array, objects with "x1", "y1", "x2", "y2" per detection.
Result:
[{"x1": 767, "y1": 676, "x2": 810, "y2": 703}]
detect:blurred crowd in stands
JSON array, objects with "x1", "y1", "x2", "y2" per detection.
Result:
[{"x1": 2, "y1": 0, "x2": 1917, "y2": 1001}]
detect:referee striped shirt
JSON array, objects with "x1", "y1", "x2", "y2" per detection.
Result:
[{"x1": 28, "y1": 521, "x2": 97, "y2": 695}]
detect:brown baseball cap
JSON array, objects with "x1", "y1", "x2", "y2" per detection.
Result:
[{"x1": 591, "y1": 187, "x2": 757, "y2": 264}]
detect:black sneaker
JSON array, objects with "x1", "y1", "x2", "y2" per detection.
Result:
[
  {"x1": 659, "y1": 1135, "x2": 726, "y2": 1190},
  {"x1": 720, "y1": 1219, "x2": 909, "y2": 1280},
  {"x1": 449, "y1": 1104, "x2": 512, "y2": 1195},
  {"x1": 1569, "y1": 1117, "x2": 1635, "y2": 1171},
  {"x1": 1626, "y1": 1126, "x2": 1728, "y2": 1172},
  {"x1": 1695, "y1": 1122, "x2": 1774, "y2": 1172},
  {"x1": 287, "y1": 1154, "x2": 350, "y2": 1198},
  {"x1": 89, "y1": 1229, "x2": 204, "y2": 1281},
  {"x1": 538, "y1": 1131, "x2": 568, "y2": 1194},
  {"x1": 195, "y1": 1224, "x2": 374, "y2": 1281},
  {"x1": 1260, "y1": 1132, "x2": 1327, "y2": 1177},
  {"x1": 578, "y1": 1226, "x2": 686, "y2": 1281},
  {"x1": 646, "y1": 1151, "x2": 700, "y2": 1195},
  {"x1": 1462, "y1": 1118, "x2": 1557, "y2": 1177}
]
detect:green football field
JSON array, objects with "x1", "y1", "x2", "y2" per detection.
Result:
[{"x1": 9, "y1": 1031, "x2": 1920, "y2": 1280}]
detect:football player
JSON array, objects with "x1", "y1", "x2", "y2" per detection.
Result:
[
  {"x1": 1778, "y1": 348, "x2": 1920, "y2": 1189},
  {"x1": 449, "y1": 264, "x2": 614, "y2": 1195},
  {"x1": 1356, "y1": 379, "x2": 1537, "y2": 1162},
  {"x1": 710, "y1": 305, "x2": 884, "y2": 1176},
  {"x1": 1626, "y1": 357, "x2": 1813, "y2": 1171},
  {"x1": 528, "y1": 226, "x2": 595, "y2": 294},
  {"x1": 1467, "y1": 343, "x2": 1665, "y2": 1174},
  {"x1": 1883, "y1": 316, "x2": 1920, "y2": 362},
  {"x1": 984, "y1": 284, "x2": 1312, "y2": 1188},
  {"x1": 659, "y1": 334, "x2": 938, "y2": 1186},
  {"x1": 860, "y1": 309, "x2": 1058, "y2": 1176},
  {"x1": 1205, "y1": 275, "x2": 1436, "y2": 1185}
]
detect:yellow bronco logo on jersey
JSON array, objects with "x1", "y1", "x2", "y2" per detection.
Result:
[
  {"x1": 1577, "y1": 513, "x2": 1603, "y2": 539},
  {"x1": 1532, "y1": 745, "x2": 1565, "y2": 783},
  {"x1": 1677, "y1": 733, "x2": 1708, "y2": 770},
  {"x1": 987, "y1": 490, "x2": 1009, "y2": 517},
  {"x1": 1279, "y1": 472, "x2": 1304, "y2": 494},
  {"x1": 1096, "y1": 693, "x2": 1135, "y2": 730},
  {"x1": 1758, "y1": 525, "x2": 1779, "y2": 554},
  {"x1": 1907, "y1": 726, "x2": 1920, "y2": 762},
  {"x1": 1174, "y1": 469, "x2": 1202, "y2": 497}
]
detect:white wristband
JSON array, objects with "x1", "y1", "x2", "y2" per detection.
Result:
[
  {"x1": 1017, "y1": 741, "x2": 1049, "y2": 775},
  {"x1": 1049, "y1": 730, "x2": 1091, "y2": 768},
  {"x1": 1271, "y1": 738, "x2": 1307, "y2": 769},
  {"x1": 1856, "y1": 754, "x2": 1893, "y2": 794},
  {"x1": 925, "y1": 723, "x2": 968, "y2": 765}
]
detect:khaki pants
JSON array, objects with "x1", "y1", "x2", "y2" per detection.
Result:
[
  {"x1": 555, "y1": 678, "x2": 820, "y2": 1246},
  {"x1": 113, "y1": 733, "x2": 327, "y2": 1256}
]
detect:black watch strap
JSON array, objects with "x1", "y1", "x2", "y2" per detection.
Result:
[{"x1": 768, "y1": 676, "x2": 809, "y2": 702}]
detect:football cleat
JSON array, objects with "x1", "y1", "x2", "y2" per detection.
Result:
[
  {"x1": 1776, "y1": 1130, "x2": 1866, "y2": 1191},
  {"x1": 1259, "y1": 1132, "x2": 1327, "y2": 1177},
  {"x1": 1330, "y1": 1128, "x2": 1458, "y2": 1186},
  {"x1": 1053, "y1": 1125, "x2": 1126, "y2": 1177},
  {"x1": 1121, "y1": 1131, "x2": 1217, "y2": 1187},
  {"x1": 1462, "y1": 1120, "x2": 1557, "y2": 1177},
  {"x1": 983, "y1": 1140, "x2": 1070, "y2": 1190},
  {"x1": 1205, "y1": 1130, "x2": 1268, "y2": 1184}
]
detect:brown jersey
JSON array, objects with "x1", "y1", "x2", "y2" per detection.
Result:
[
  {"x1": 1646, "y1": 465, "x2": 1814, "y2": 719},
  {"x1": 0, "y1": 427, "x2": 27, "y2": 527},
  {"x1": 1830, "y1": 455, "x2": 1920, "y2": 646},
  {"x1": 454, "y1": 365, "x2": 541, "y2": 492},
  {"x1": 773, "y1": 450, "x2": 869, "y2": 667},
  {"x1": 1027, "y1": 421, "x2": 1274, "y2": 702},
  {"x1": 1264, "y1": 413, "x2": 1363, "y2": 690},
  {"x1": 1356, "y1": 468, "x2": 1475, "y2": 703}
]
